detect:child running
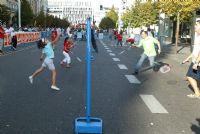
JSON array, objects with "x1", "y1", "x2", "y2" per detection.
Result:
[
  {"x1": 29, "y1": 34, "x2": 61, "y2": 90},
  {"x1": 60, "y1": 37, "x2": 73, "y2": 68}
]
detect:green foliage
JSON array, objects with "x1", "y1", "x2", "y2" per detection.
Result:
[
  {"x1": 158, "y1": 0, "x2": 200, "y2": 23},
  {"x1": 122, "y1": 1, "x2": 159, "y2": 28},
  {"x1": 33, "y1": 10, "x2": 45, "y2": 27},
  {"x1": 33, "y1": 11, "x2": 69, "y2": 28},
  {"x1": 99, "y1": 17, "x2": 115, "y2": 29},
  {"x1": 21, "y1": 0, "x2": 34, "y2": 26},
  {"x1": 0, "y1": 4, "x2": 11, "y2": 25},
  {"x1": 99, "y1": 6, "x2": 118, "y2": 29},
  {"x1": 106, "y1": 6, "x2": 118, "y2": 23}
]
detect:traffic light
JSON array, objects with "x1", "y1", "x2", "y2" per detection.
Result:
[{"x1": 100, "y1": 5, "x2": 103, "y2": 10}]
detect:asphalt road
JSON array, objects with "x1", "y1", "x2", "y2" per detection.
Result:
[{"x1": 0, "y1": 36, "x2": 200, "y2": 134}]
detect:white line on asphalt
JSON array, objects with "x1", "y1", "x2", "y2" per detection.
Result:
[
  {"x1": 107, "y1": 50, "x2": 112, "y2": 52},
  {"x1": 140, "y1": 95, "x2": 168, "y2": 114},
  {"x1": 125, "y1": 75, "x2": 141, "y2": 84},
  {"x1": 119, "y1": 50, "x2": 125, "y2": 55},
  {"x1": 105, "y1": 47, "x2": 109, "y2": 49},
  {"x1": 99, "y1": 40, "x2": 106, "y2": 45},
  {"x1": 118, "y1": 64, "x2": 128, "y2": 70},
  {"x1": 77, "y1": 57, "x2": 82, "y2": 62},
  {"x1": 112, "y1": 58, "x2": 120, "y2": 61},
  {"x1": 109, "y1": 53, "x2": 116, "y2": 56}
]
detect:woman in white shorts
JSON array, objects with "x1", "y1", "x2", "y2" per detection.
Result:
[{"x1": 29, "y1": 34, "x2": 60, "y2": 90}]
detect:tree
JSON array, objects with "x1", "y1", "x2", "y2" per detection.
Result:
[
  {"x1": 0, "y1": 4, "x2": 11, "y2": 25},
  {"x1": 99, "y1": 17, "x2": 115, "y2": 29},
  {"x1": 21, "y1": 0, "x2": 34, "y2": 26},
  {"x1": 121, "y1": 1, "x2": 159, "y2": 28},
  {"x1": 106, "y1": 6, "x2": 118, "y2": 24},
  {"x1": 158, "y1": 0, "x2": 200, "y2": 53},
  {"x1": 34, "y1": 10, "x2": 45, "y2": 27},
  {"x1": 158, "y1": 0, "x2": 200, "y2": 23},
  {"x1": 99, "y1": 5, "x2": 118, "y2": 29}
]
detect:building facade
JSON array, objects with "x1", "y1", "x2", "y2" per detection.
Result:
[
  {"x1": 48, "y1": 0, "x2": 94, "y2": 24},
  {"x1": 27, "y1": 0, "x2": 48, "y2": 15},
  {"x1": 47, "y1": 0, "x2": 109, "y2": 26}
]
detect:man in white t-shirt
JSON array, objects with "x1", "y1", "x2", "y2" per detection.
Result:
[{"x1": 67, "y1": 24, "x2": 72, "y2": 38}]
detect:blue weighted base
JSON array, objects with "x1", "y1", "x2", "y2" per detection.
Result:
[{"x1": 75, "y1": 117, "x2": 102, "y2": 134}]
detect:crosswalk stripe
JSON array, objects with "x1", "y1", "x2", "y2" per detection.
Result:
[
  {"x1": 112, "y1": 58, "x2": 120, "y2": 61},
  {"x1": 125, "y1": 75, "x2": 141, "y2": 84},
  {"x1": 118, "y1": 64, "x2": 128, "y2": 70},
  {"x1": 109, "y1": 53, "x2": 116, "y2": 56},
  {"x1": 107, "y1": 50, "x2": 112, "y2": 52},
  {"x1": 140, "y1": 95, "x2": 168, "y2": 114}
]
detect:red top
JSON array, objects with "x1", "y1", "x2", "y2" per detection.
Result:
[
  {"x1": 117, "y1": 34, "x2": 122, "y2": 41},
  {"x1": 64, "y1": 41, "x2": 72, "y2": 53},
  {"x1": 0, "y1": 26, "x2": 5, "y2": 39},
  {"x1": 51, "y1": 30, "x2": 57, "y2": 42}
]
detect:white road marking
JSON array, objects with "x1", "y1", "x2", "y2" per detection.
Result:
[
  {"x1": 112, "y1": 58, "x2": 120, "y2": 61},
  {"x1": 118, "y1": 64, "x2": 128, "y2": 70},
  {"x1": 77, "y1": 57, "x2": 82, "y2": 62},
  {"x1": 140, "y1": 95, "x2": 168, "y2": 114},
  {"x1": 118, "y1": 50, "x2": 125, "y2": 55},
  {"x1": 107, "y1": 50, "x2": 112, "y2": 52},
  {"x1": 99, "y1": 40, "x2": 106, "y2": 45},
  {"x1": 109, "y1": 53, "x2": 116, "y2": 56},
  {"x1": 125, "y1": 75, "x2": 141, "y2": 84}
]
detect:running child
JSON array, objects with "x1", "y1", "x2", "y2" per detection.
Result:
[
  {"x1": 60, "y1": 37, "x2": 73, "y2": 68},
  {"x1": 29, "y1": 33, "x2": 61, "y2": 90}
]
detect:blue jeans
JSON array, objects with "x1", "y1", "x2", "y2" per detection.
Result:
[{"x1": 134, "y1": 53, "x2": 155, "y2": 72}]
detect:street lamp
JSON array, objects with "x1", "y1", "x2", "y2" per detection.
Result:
[{"x1": 18, "y1": 0, "x2": 21, "y2": 28}]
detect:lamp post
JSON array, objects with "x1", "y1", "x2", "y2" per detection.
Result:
[{"x1": 18, "y1": 0, "x2": 21, "y2": 28}]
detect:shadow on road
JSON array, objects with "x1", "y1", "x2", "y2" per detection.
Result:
[{"x1": 191, "y1": 118, "x2": 200, "y2": 134}]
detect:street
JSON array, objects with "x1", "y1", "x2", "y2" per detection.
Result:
[{"x1": 0, "y1": 36, "x2": 200, "y2": 134}]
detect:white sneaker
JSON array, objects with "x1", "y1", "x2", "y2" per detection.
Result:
[
  {"x1": 29, "y1": 76, "x2": 33, "y2": 84},
  {"x1": 51, "y1": 85, "x2": 60, "y2": 90}
]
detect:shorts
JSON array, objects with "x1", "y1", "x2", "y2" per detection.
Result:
[
  {"x1": 186, "y1": 62, "x2": 200, "y2": 80},
  {"x1": 42, "y1": 58, "x2": 55, "y2": 70}
]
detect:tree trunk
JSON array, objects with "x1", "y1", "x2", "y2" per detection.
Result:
[
  {"x1": 175, "y1": 12, "x2": 180, "y2": 54},
  {"x1": 172, "y1": 21, "x2": 176, "y2": 44}
]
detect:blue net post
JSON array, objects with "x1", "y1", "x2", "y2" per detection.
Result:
[{"x1": 86, "y1": 17, "x2": 91, "y2": 122}]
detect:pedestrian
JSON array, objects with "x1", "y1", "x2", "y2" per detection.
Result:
[
  {"x1": 67, "y1": 24, "x2": 73, "y2": 38},
  {"x1": 28, "y1": 34, "x2": 61, "y2": 90},
  {"x1": 0, "y1": 23, "x2": 5, "y2": 55},
  {"x1": 182, "y1": 20, "x2": 200, "y2": 98},
  {"x1": 91, "y1": 28, "x2": 98, "y2": 53},
  {"x1": 132, "y1": 30, "x2": 161, "y2": 75},
  {"x1": 116, "y1": 30, "x2": 123, "y2": 47},
  {"x1": 51, "y1": 28, "x2": 57, "y2": 43},
  {"x1": 60, "y1": 36, "x2": 73, "y2": 68},
  {"x1": 11, "y1": 33, "x2": 17, "y2": 50}
]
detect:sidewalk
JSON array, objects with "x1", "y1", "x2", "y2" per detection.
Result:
[
  {"x1": 157, "y1": 43, "x2": 192, "y2": 77},
  {"x1": 161, "y1": 43, "x2": 191, "y2": 62}
]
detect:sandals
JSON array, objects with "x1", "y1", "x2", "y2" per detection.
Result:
[{"x1": 187, "y1": 94, "x2": 200, "y2": 99}]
